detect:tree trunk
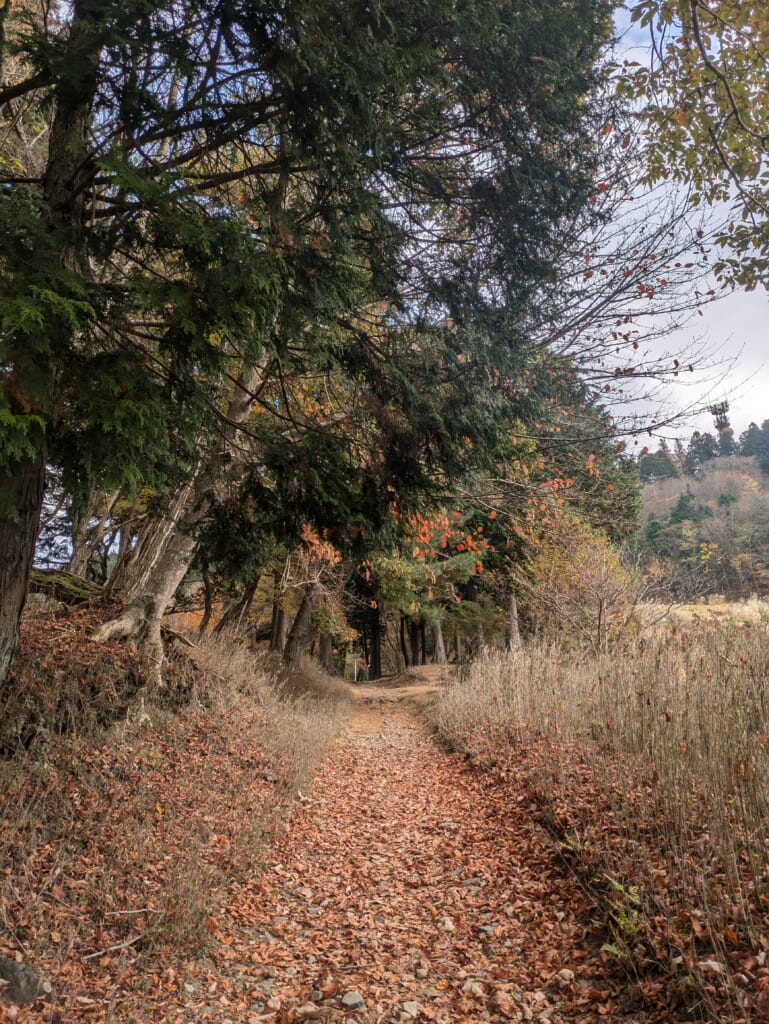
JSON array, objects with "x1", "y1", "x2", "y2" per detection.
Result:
[
  {"x1": 0, "y1": 0, "x2": 104, "y2": 687},
  {"x1": 409, "y1": 619, "x2": 421, "y2": 667},
  {"x1": 368, "y1": 602, "x2": 382, "y2": 680},
  {"x1": 68, "y1": 489, "x2": 120, "y2": 578},
  {"x1": 104, "y1": 519, "x2": 137, "y2": 597},
  {"x1": 399, "y1": 615, "x2": 410, "y2": 667},
  {"x1": 107, "y1": 477, "x2": 198, "y2": 605},
  {"x1": 94, "y1": 364, "x2": 268, "y2": 686},
  {"x1": 596, "y1": 597, "x2": 607, "y2": 655},
  {"x1": 283, "y1": 581, "x2": 321, "y2": 666},
  {"x1": 269, "y1": 569, "x2": 288, "y2": 652},
  {"x1": 360, "y1": 627, "x2": 369, "y2": 671},
  {"x1": 0, "y1": 453, "x2": 45, "y2": 688},
  {"x1": 432, "y1": 620, "x2": 447, "y2": 664},
  {"x1": 93, "y1": 522, "x2": 198, "y2": 689},
  {"x1": 456, "y1": 634, "x2": 462, "y2": 660},
  {"x1": 68, "y1": 503, "x2": 91, "y2": 577},
  {"x1": 318, "y1": 631, "x2": 333, "y2": 673},
  {"x1": 214, "y1": 575, "x2": 260, "y2": 635},
  {"x1": 466, "y1": 578, "x2": 487, "y2": 659},
  {"x1": 504, "y1": 587, "x2": 521, "y2": 651},
  {"x1": 198, "y1": 562, "x2": 214, "y2": 635}
]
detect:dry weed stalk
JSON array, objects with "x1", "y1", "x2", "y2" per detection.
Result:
[{"x1": 432, "y1": 624, "x2": 769, "y2": 1018}]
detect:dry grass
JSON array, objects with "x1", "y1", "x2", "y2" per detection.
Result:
[
  {"x1": 190, "y1": 636, "x2": 352, "y2": 796},
  {"x1": 0, "y1": 630, "x2": 352, "y2": 974},
  {"x1": 430, "y1": 627, "x2": 769, "y2": 1019},
  {"x1": 639, "y1": 597, "x2": 769, "y2": 627}
]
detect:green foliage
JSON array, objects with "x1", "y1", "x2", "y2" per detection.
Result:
[
  {"x1": 638, "y1": 443, "x2": 679, "y2": 482},
  {"x1": 668, "y1": 490, "x2": 712, "y2": 525},
  {"x1": 3, "y1": 0, "x2": 676, "y2": 687},
  {"x1": 738, "y1": 422, "x2": 765, "y2": 458},
  {"x1": 736, "y1": 420, "x2": 769, "y2": 474},
  {"x1": 683, "y1": 431, "x2": 719, "y2": 476},
  {"x1": 625, "y1": 1, "x2": 769, "y2": 287},
  {"x1": 1, "y1": 0, "x2": 617, "y2": 520}
]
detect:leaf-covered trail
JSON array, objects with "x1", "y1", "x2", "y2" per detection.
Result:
[{"x1": 209, "y1": 682, "x2": 630, "y2": 1024}]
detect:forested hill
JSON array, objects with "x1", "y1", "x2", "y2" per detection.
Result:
[{"x1": 641, "y1": 453, "x2": 769, "y2": 599}]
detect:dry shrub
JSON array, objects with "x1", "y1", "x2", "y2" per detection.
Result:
[
  {"x1": 429, "y1": 653, "x2": 531, "y2": 762},
  {"x1": 431, "y1": 626, "x2": 769, "y2": 1019},
  {"x1": 515, "y1": 513, "x2": 643, "y2": 653}
]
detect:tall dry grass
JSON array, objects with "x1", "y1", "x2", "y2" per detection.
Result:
[
  {"x1": 190, "y1": 636, "x2": 352, "y2": 796},
  {"x1": 431, "y1": 625, "x2": 769, "y2": 1019}
]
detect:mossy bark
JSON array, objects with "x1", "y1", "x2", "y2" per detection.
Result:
[{"x1": 0, "y1": 453, "x2": 45, "y2": 686}]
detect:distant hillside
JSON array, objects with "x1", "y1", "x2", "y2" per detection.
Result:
[
  {"x1": 641, "y1": 456, "x2": 769, "y2": 598},
  {"x1": 642, "y1": 455, "x2": 769, "y2": 521}
]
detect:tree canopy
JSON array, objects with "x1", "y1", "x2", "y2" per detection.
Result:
[{"x1": 0, "y1": 0, "x2": 623, "y2": 683}]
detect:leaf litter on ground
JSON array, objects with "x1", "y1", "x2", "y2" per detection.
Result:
[{"x1": 2, "y1": 647, "x2": 691, "y2": 1022}]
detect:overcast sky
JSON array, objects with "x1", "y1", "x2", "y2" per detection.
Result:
[{"x1": 612, "y1": 6, "x2": 769, "y2": 442}]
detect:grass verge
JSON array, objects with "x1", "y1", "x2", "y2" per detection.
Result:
[{"x1": 429, "y1": 627, "x2": 769, "y2": 1022}]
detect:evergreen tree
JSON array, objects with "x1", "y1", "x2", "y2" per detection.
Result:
[
  {"x1": 739, "y1": 422, "x2": 764, "y2": 457},
  {"x1": 684, "y1": 431, "x2": 719, "y2": 476},
  {"x1": 639, "y1": 441, "x2": 679, "y2": 482},
  {"x1": 717, "y1": 428, "x2": 737, "y2": 457},
  {"x1": 737, "y1": 420, "x2": 769, "y2": 475},
  {"x1": 0, "y1": 0, "x2": 617, "y2": 685}
]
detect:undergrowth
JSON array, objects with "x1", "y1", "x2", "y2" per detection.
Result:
[
  {"x1": 430, "y1": 626, "x2": 769, "y2": 1022},
  {"x1": 0, "y1": 616, "x2": 351, "y2": 999}
]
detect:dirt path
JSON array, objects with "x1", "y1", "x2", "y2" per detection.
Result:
[{"x1": 195, "y1": 678, "x2": 629, "y2": 1024}]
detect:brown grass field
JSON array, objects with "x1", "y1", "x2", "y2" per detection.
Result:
[{"x1": 430, "y1": 617, "x2": 769, "y2": 1021}]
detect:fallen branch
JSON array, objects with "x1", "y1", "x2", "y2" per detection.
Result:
[
  {"x1": 29, "y1": 569, "x2": 104, "y2": 605},
  {"x1": 104, "y1": 907, "x2": 165, "y2": 917},
  {"x1": 160, "y1": 625, "x2": 197, "y2": 648},
  {"x1": 82, "y1": 934, "x2": 146, "y2": 960}
]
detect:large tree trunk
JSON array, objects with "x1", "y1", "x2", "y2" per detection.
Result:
[
  {"x1": 409, "y1": 619, "x2": 421, "y2": 667},
  {"x1": 93, "y1": 520, "x2": 198, "y2": 689},
  {"x1": 318, "y1": 631, "x2": 333, "y2": 673},
  {"x1": 0, "y1": 453, "x2": 46, "y2": 688},
  {"x1": 213, "y1": 575, "x2": 260, "y2": 636},
  {"x1": 431, "y1": 620, "x2": 447, "y2": 664},
  {"x1": 94, "y1": 365, "x2": 267, "y2": 687},
  {"x1": 106, "y1": 477, "x2": 198, "y2": 605},
  {"x1": 0, "y1": 0, "x2": 103, "y2": 687},
  {"x1": 283, "y1": 581, "x2": 321, "y2": 667}
]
